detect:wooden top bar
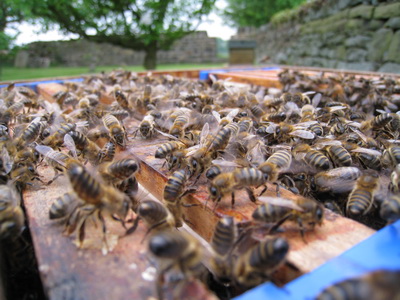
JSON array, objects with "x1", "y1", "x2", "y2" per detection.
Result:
[{"x1": 22, "y1": 73, "x2": 379, "y2": 299}]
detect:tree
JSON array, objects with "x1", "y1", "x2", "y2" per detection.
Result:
[
  {"x1": 27, "y1": 0, "x2": 216, "y2": 70},
  {"x1": 222, "y1": 0, "x2": 306, "y2": 28}
]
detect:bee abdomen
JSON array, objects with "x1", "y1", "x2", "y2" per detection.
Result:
[
  {"x1": 252, "y1": 203, "x2": 291, "y2": 223},
  {"x1": 234, "y1": 168, "x2": 264, "y2": 186},
  {"x1": 163, "y1": 170, "x2": 186, "y2": 202},
  {"x1": 347, "y1": 189, "x2": 373, "y2": 215},
  {"x1": 211, "y1": 217, "x2": 235, "y2": 256},
  {"x1": 305, "y1": 150, "x2": 330, "y2": 170},
  {"x1": 249, "y1": 238, "x2": 289, "y2": 268},
  {"x1": 108, "y1": 159, "x2": 138, "y2": 180},
  {"x1": 68, "y1": 164, "x2": 102, "y2": 204},
  {"x1": 328, "y1": 145, "x2": 352, "y2": 166}
]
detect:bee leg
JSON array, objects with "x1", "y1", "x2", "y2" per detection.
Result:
[
  {"x1": 258, "y1": 185, "x2": 267, "y2": 196},
  {"x1": 125, "y1": 217, "x2": 141, "y2": 235},
  {"x1": 245, "y1": 188, "x2": 257, "y2": 202},
  {"x1": 275, "y1": 183, "x2": 281, "y2": 197},
  {"x1": 98, "y1": 210, "x2": 109, "y2": 251},
  {"x1": 269, "y1": 214, "x2": 292, "y2": 234},
  {"x1": 78, "y1": 219, "x2": 87, "y2": 247},
  {"x1": 181, "y1": 203, "x2": 198, "y2": 208},
  {"x1": 297, "y1": 217, "x2": 307, "y2": 243},
  {"x1": 181, "y1": 188, "x2": 196, "y2": 198},
  {"x1": 231, "y1": 192, "x2": 235, "y2": 208},
  {"x1": 212, "y1": 200, "x2": 220, "y2": 212},
  {"x1": 140, "y1": 220, "x2": 167, "y2": 243}
]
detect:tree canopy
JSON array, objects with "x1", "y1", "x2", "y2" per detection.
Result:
[
  {"x1": 25, "y1": 0, "x2": 216, "y2": 69},
  {"x1": 222, "y1": 0, "x2": 306, "y2": 28}
]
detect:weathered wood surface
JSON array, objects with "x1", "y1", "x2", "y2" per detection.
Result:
[
  {"x1": 23, "y1": 165, "x2": 217, "y2": 300},
  {"x1": 213, "y1": 72, "x2": 283, "y2": 89},
  {"x1": 22, "y1": 79, "x2": 378, "y2": 299}
]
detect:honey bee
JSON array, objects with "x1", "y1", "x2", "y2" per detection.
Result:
[
  {"x1": 133, "y1": 114, "x2": 156, "y2": 139},
  {"x1": 148, "y1": 230, "x2": 205, "y2": 299},
  {"x1": 346, "y1": 173, "x2": 380, "y2": 216},
  {"x1": 126, "y1": 200, "x2": 174, "y2": 236},
  {"x1": 42, "y1": 123, "x2": 77, "y2": 148},
  {"x1": 155, "y1": 141, "x2": 187, "y2": 159},
  {"x1": 13, "y1": 117, "x2": 42, "y2": 147},
  {"x1": 49, "y1": 192, "x2": 80, "y2": 220},
  {"x1": 273, "y1": 122, "x2": 315, "y2": 142},
  {"x1": 381, "y1": 145, "x2": 400, "y2": 168},
  {"x1": 233, "y1": 237, "x2": 289, "y2": 287},
  {"x1": 208, "y1": 168, "x2": 265, "y2": 209},
  {"x1": 212, "y1": 108, "x2": 239, "y2": 127},
  {"x1": 343, "y1": 142, "x2": 382, "y2": 170},
  {"x1": 66, "y1": 163, "x2": 131, "y2": 249},
  {"x1": 0, "y1": 184, "x2": 24, "y2": 240},
  {"x1": 316, "y1": 270, "x2": 400, "y2": 300},
  {"x1": 113, "y1": 86, "x2": 130, "y2": 110},
  {"x1": 10, "y1": 162, "x2": 42, "y2": 190},
  {"x1": 360, "y1": 113, "x2": 393, "y2": 131},
  {"x1": 98, "y1": 158, "x2": 139, "y2": 186},
  {"x1": 311, "y1": 167, "x2": 361, "y2": 194},
  {"x1": 389, "y1": 164, "x2": 400, "y2": 193},
  {"x1": 96, "y1": 141, "x2": 116, "y2": 164},
  {"x1": 250, "y1": 105, "x2": 266, "y2": 118},
  {"x1": 252, "y1": 196, "x2": 324, "y2": 239},
  {"x1": 258, "y1": 150, "x2": 292, "y2": 186},
  {"x1": 210, "y1": 216, "x2": 236, "y2": 284},
  {"x1": 67, "y1": 131, "x2": 101, "y2": 164},
  {"x1": 163, "y1": 169, "x2": 195, "y2": 227},
  {"x1": 380, "y1": 193, "x2": 400, "y2": 223},
  {"x1": 293, "y1": 144, "x2": 331, "y2": 170},
  {"x1": 103, "y1": 114, "x2": 127, "y2": 148},
  {"x1": 325, "y1": 145, "x2": 352, "y2": 167},
  {"x1": 1, "y1": 100, "x2": 25, "y2": 124},
  {"x1": 260, "y1": 111, "x2": 287, "y2": 123},
  {"x1": 169, "y1": 110, "x2": 190, "y2": 139}
]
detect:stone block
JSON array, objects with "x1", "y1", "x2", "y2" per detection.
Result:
[
  {"x1": 384, "y1": 30, "x2": 400, "y2": 63},
  {"x1": 374, "y1": 2, "x2": 400, "y2": 19},
  {"x1": 336, "y1": 45, "x2": 347, "y2": 60},
  {"x1": 349, "y1": 5, "x2": 374, "y2": 19},
  {"x1": 378, "y1": 62, "x2": 400, "y2": 74},
  {"x1": 368, "y1": 28, "x2": 393, "y2": 61},
  {"x1": 368, "y1": 19, "x2": 384, "y2": 30},
  {"x1": 385, "y1": 17, "x2": 400, "y2": 30},
  {"x1": 345, "y1": 19, "x2": 365, "y2": 31},
  {"x1": 345, "y1": 35, "x2": 371, "y2": 48},
  {"x1": 346, "y1": 48, "x2": 368, "y2": 62}
]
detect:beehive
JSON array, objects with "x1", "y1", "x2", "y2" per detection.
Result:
[{"x1": 1, "y1": 66, "x2": 400, "y2": 299}]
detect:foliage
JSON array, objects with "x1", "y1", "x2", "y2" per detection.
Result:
[
  {"x1": 25, "y1": 0, "x2": 216, "y2": 69},
  {"x1": 222, "y1": 0, "x2": 306, "y2": 28}
]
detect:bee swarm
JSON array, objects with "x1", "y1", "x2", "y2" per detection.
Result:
[{"x1": 1, "y1": 68, "x2": 399, "y2": 299}]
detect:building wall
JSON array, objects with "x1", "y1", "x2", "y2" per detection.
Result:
[
  {"x1": 234, "y1": 0, "x2": 400, "y2": 73},
  {"x1": 15, "y1": 31, "x2": 221, "y2": 68}
]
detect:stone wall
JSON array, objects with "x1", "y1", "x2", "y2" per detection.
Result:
[
  {"x1": 234, "y1": 0, "x2": 400, "y2": 73},
  {"x1": 15, "y1": 31, "x2": 220, "y2": 68}
]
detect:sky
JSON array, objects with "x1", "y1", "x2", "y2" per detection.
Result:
[{"x1": 7, "y1": 1, "x2": 236, "y2": 46}]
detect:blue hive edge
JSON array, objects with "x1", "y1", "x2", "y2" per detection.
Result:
[
  {"x1": 0, "y1": 77, "x2": 84, "y2": 92},
  {"x1": 235, "y1": 220, "x2": 400, "y2": 300}
]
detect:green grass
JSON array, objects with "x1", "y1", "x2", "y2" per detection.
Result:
[{"x1": 0, "y1": 63, "x2": 227, "y2": 82}]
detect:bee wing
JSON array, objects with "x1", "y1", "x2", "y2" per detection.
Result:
[
  {"x1": 296, "y1": 120, "x2": 318, "y2": 128},
  {"x1": 351, "y1": 148, "x2": 382, "y2": 157},
  {"x1": 75, "y1": 121, "x2": 89, "y2": 128},
  {"x1": 289, "y1": 130, "x2": 315, "y2": 139},
  {"x1": 314, "y1": 139, "x2": 342, "y2": 149},
  {"x1": 303, "y1": 91, "x2": 316, "y2": 96},
  {"x1": 226, "y1": 108, "x2": 239, "y2": 120},
  {"x1": 212, "y1": 110, "x2": 221, "y2": 123},
  {"x1": 209, "y1": 74, "x2": 217, "y2": 83},
  {"x1": 64, "y1": 134, "x2": 77, "y2": 158},
  {"x1": 1, "y1": 147, "x2": 13, "y2": 174},
  {"x1": 154, "y1": 129, "x2": 178, "y2": 140},
  {"x1": 211, "y1": 159, "x2": 241, "y2": 168},
  {"x1": 264, "y1": 123, "x2": 277, "y2": 134},
  {"x1": 185, "y1": 145, "x2": 200, "y2": 157},
  {"x1": 322, "y1": 167, "x2": 361, "y2": 179},
  {"x1": 35, "y1": 145, "x2": 67, "y2": 167},
  {"x1": 329, "y1": 105, "x2": 348, "y2": 112},
  {"x1": 258, "y1": 196, "x2": 304, "y2": 212},
  {"x1": 312, "y1": 93, "x2": 322, "y2": 107},
  {"x1": 199, "y1": 123, "x2": 210, "y2": 146}
]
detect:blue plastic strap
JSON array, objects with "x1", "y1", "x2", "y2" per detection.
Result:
[{"x1": 235, "y1": 220, "x2": 400, "y2": 300}]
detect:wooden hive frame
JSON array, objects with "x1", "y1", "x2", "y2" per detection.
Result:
[{"x1": 4, "y1": 65, "x2": 398, "y2": 299}]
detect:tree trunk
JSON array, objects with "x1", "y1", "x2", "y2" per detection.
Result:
[{"x1": 143, "y1": 44, "x2": 157, "y2": 70}]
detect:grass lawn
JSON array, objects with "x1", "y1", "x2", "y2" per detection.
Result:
[{"x1": 0, "y1": 63, "x2": 227, "y2": 82}]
